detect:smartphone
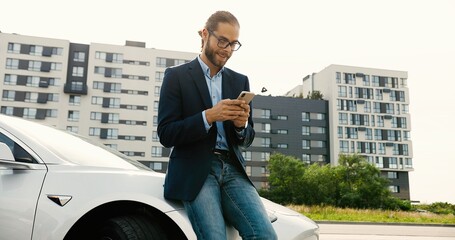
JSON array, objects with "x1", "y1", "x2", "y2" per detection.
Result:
[{"x1": 237, "y1": 91, "x2": 255, "y2": 104}]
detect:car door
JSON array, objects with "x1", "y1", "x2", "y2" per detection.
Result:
[{"x1": 0, "y1": 130, "x2": 47, "y2": 240}]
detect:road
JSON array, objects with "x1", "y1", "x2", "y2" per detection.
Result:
[{"x1": 318, "y1": 222, "x2": 455, "y2": 240}]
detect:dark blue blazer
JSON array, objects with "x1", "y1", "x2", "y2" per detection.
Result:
[{"x1": 157, "y1": 58, "x2": 255, "y2": 201}]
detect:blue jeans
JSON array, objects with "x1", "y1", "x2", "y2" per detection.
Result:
[{"x1": 183, "y1": 156, "x2": 277, "y2": 240}]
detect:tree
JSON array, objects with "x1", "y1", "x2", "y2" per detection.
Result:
[
  {"x1": 337, "y1": 154, "x2": 392, "y2": 209},
  {"x1": 306, "y1": 91, "x2": 324, "y2": 100},
  {"x1": 261, "y1": 153, "x2": 403, "y2": 210},
  {"x1": 260, "y1": 153, "x2": 306, "y2": 204},
  {"x1": 301, "y1": 163, "x2": 340, "y2": 205}
]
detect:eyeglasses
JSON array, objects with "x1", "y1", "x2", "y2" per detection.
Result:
[{"x1": 208, "y1": 30, "x2": 242, "y2": 51}]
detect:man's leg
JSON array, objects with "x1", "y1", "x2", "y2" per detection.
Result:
[
  {"x1": 183, "y1": 160, "x2": 227, "y2": 240},
  {"x1": 221, "y1": 163, "x2": 278, "y2": 240}
]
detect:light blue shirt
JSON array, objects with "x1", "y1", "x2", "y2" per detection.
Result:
[{"x1": 198, "y1": 56, "x2": 229, "y2": 150}]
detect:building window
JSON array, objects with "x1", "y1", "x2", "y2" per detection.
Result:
[
  {"x1": 261, "y1": 123, "x2": 271, "y2": 133},
  {"x1": 46, "y1": 109, "x2": 58, "y2": 118},
  {"x1": 363, "y1": 75, "x2": 370, "y2": 86},
  {"x1": 312, "y1": 126, "x2": 326, "y2": 134},
  {"x1": 151, "y1": 162, "x2": 163, "y2": 171},
  {"x1": 4, "y1": 74, "x2": 17, "y2": 85},
  {"x1": 302, "y1": 154, "x2": 310, "y2": 164},
  {"x1": 377, "y1": 115, "x2": 384, "y2": 127},
  {"x1": 389, "y1": 157, "x2": 398, "y2": 169},
  {"x1": 46, "y1": 93, "x2": 59, "y2": 102},
  {"x1": 245, "y1": 166, "x2": 252, "y2": 176},
  {"x1": 6, "y1": 58, "x2": 19, "y2": 69},
  {"x1": 302, "y1": 112, "x2": 310, "y2": 121},
  {"x1": 312, "y1": 141, "x2": 326, "y2": 148},
  {"x1": 66, "y1": 126, "x2": 79, "y2": 134},
  {"x1": 302, "y1": 126, "x2": 310, "y2": 135},
  {"x1": 28, "y1": 61, "x2": 41, "y2": 71},
  {"x1": 155, "y1": 71, "x2": 164, "y2": 82},
  {"x1": 337, "y1": 127, "x2": 343, "y2": 138},
  {"x1": 23, "y1": 108, "x2": 37, "y2": 119},
  {"x1": 375, "y1": 157, "x2": 384, "y2": 168},
  {"x1": 339, "y1": 113, "x2": 348, "y2": 125},
  {"x1": 302, "y1": 140, "x2": 310, "y2": 150},
  {"x1": 149, "y1": 116, "x2": 157, "y2": 127},
  {"x1": 261, "y1": 152, "x2": 270, "y2": 161},
  {"x1": 154, "y1": 86, "x2": 161, "y2": 96},
  {"x1": 313, "y1": 113, "x2": 325, "y2": 120},
  {"x1": 2, "y1": 90, "x2": 15, "y2": 101},
  {"x1": 313, "y1": 155, "x2": 326, "y2": 162},
  {"x1": 156, "y1": 57, "x2": 167, "y2": 67},
  {"x1": 69, "y1": 95, "x2": 81, "y2": 105},
  {"x1": 29, "y1": 45, "x2": 43, "y2": 56},
  {"x1": 242, "y1": 151, "x2": 252, "y2": 161},
  {"x1": 1, "y1": 106, "x2": 13, "y2": 115},
  {"x1": 387, "y1": 172, "x2": 398, "y2": 179},
  {"x1": 336, "y1": 72, "x2": 341, "y2": 83},
  {"x1": 365, "y1": 128, "x2": 373, "y2": 140},
  {"x1": 277, "y1": 144, "x2": 288, "y2": 149},
  {"x1": 72, "y1": 66, "x2": 84, "y2": 77},
  {"x1": 338, "y1": 86, "x2": 347, "y2": 97},
  {"x1": 404, "y1": 158, "x2": 413, "y2": 168},
  {"x1": 152, "y1": 131, "x2": 159, "y2": 142},
  {"x1": 260, "y1": 109, "x2": 271, "y2": 119},
  {"x1": 345, "y1": 127, "x2": 358, "y2": 139},
  {"x1": 389, "y1": 186, "x2": 400, "y2": 193},
  {"x1": 261, "y1": 138, "x2": 271, "y2": 147},
  {"x1": 68, "y1": 110, "x2": 80, "y2": 122},
  {"x1": 363, "y1": 101, "x2": 371, "y2": 113},
  {"x1": 375, "y1": 89, "x2": 383, "y2": 100},
  {"x1": 73, "y1": 52, "x2": 86, "y2": 62},
  {"x1": 339, "y1": 140, "x2": 349, "y2": 153},
  {"x1": 7, "y1": 43, "x2": 21, "y2": 53},
  {"x1": 151, "y1": 146, "x2": 162, "y2": 157}
]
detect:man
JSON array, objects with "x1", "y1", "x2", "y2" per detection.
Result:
[{"x1": 158, "y1": 10, "x2": 277, "y2": 240}]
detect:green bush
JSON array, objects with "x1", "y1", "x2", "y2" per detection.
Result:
[{"x1": 417, "y1": 202, "x2": 455, "y2": 215}]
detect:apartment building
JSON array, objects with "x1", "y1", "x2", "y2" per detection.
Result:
[
  {"x1": 0, "y1": 32, "x2": 197, "y2": 171},
  {"x1": 287, "y1": 64, "x2": 413, "y2": 199},
  {"x1": 248, "y1": 95, "x2": 330, "y2": 189},
  {"x1": 1, "y1": 33, "x2": 412, "y2": 198}
]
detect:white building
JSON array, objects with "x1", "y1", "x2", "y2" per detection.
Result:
[
  {"x1": 0, "y1": 32, "x2": 197, "y2": 171},
  {"x1": 287, "y1": 64, "x2": 413, "y2": 199}
]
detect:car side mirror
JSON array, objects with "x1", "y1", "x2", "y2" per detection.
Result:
[{"x1": 0, "y1": 142, "x2": 15, "y2": 161}]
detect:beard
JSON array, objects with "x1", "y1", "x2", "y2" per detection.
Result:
[{"x1": 204, "y1": 38, "x2": 230, "y2": 68}]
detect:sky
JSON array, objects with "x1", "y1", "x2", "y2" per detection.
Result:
[{"x1": 1, "y1": 0, "x2": 454, "y2": 204}]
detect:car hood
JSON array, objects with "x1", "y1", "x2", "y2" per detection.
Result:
[{"x1": 0, "y1": 114, "x2": 148, "y2": 170}]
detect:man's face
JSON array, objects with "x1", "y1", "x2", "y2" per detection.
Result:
[{"x1": 203, "y1": 22, "x2": 240, "y2": 69}]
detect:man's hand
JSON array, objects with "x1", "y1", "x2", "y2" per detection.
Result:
[
  {"x1": 206, "y1": 99, "x2": 249, "y2": 127},
  {"x1": 232, "y1": 101, "x2": 250, "y2": 129}
]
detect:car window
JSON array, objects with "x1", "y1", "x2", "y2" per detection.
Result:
[{"x1": 0, "y1": 132, "x2": 36, "y2": 163}]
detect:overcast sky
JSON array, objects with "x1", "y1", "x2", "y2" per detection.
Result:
[{"x1": 2, "y1": 0, "x2": 454, "y2": 204}]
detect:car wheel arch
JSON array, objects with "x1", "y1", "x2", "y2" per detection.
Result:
[{"x1": 63, "y1": 200, "x2": 187, "y2": 240}]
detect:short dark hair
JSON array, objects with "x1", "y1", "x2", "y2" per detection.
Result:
[{"x1": 204, "y1": 10, "x2": 240, "y2": 32}]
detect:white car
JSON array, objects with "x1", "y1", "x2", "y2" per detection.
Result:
[{"x1": 0, "y1": 114, "x2": 319, "y2": 240}]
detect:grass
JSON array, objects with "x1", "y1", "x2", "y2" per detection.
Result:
[{"x1": 287, "y1": 204, "x2": 455, "y2": 225}]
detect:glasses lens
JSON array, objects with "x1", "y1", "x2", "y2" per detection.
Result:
[
  {"x1": 231, "y1": 43, "x2": 241, "y2": 51},
  {"x1": 217, "y1": 39, "x2": 229, "y2": 48}
]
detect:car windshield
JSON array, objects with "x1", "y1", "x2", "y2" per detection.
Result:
[{"x1": 5, "y1": 116, "x2": 151, "y2": 170}]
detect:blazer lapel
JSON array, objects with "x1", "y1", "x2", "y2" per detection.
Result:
[
  {"x1": 188, "y1": 59, "x2": 212, "y2": 108},
  {"x1": 222, "y1": 70, "x2": 234, "y2": 100}
]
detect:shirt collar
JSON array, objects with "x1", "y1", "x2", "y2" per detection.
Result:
[{"x1": 197, "y1": 55, "x2": 224, "y2": 78}]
